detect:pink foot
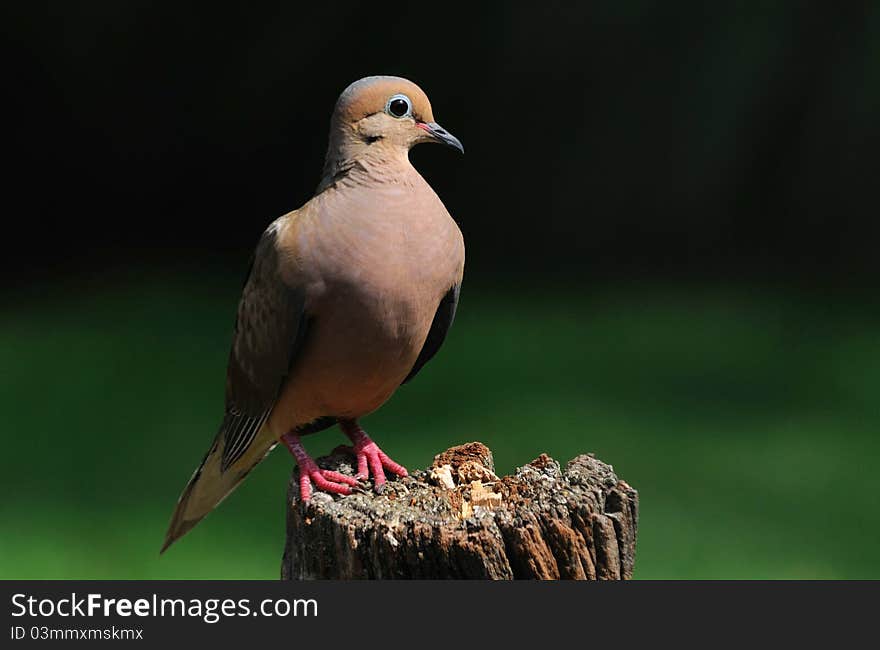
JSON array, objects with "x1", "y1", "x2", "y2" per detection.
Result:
[
  {"x1": 338, "y1": 420, "x2": 408, "y2": 492},
  {"x1": 281, "y1": 432, "x2": 361, "y2": 501}
]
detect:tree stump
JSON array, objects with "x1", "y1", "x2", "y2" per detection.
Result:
[{"x1": 281, "y1": 442, "x2": 638, "y2": 580}]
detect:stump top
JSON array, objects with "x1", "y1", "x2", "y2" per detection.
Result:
[{"x1": 283, "y1": 442, "x2": 638, "y2": 579}]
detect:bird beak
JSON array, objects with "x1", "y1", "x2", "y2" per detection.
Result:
[{"x1": 417, "y1": 122, "x2": 464, "y2": 154}]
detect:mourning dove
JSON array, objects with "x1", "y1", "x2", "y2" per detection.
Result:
[{"x1": 162, "y1": 76, "x2": 464, "y2": 552}]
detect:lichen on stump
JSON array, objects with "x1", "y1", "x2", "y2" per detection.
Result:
[{"x1": 281, "y1": 442, "x2": 638, "y2": 580}]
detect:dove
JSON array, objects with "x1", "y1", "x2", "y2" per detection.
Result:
[{"x1": 162, "y1": 76, "x2": 464, "y2": 552}]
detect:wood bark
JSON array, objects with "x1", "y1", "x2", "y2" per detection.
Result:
[{"x1": 281, "y1": 442, "x2": 638, "y2": 580}]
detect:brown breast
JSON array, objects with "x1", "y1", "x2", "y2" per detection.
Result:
[{"x1": 268, "y1": 161, "x2": 464, "y2": 433}]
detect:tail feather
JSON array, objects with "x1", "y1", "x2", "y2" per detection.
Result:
[{"x1": 161, "y1": 425, "x2": 276, "y2": 553}]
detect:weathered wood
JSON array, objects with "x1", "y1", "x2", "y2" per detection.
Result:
[{"x1": 281, "y1": 442, "x2": 638, "y2": 580}]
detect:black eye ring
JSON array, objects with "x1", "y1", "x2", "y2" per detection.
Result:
[{"x1": 386, "y1": 94, "x2": 412, "y2": 119}]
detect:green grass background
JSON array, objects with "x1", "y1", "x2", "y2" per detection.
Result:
[{"x1": 1, "y1": 271, "x2": 878, "y2": 579}]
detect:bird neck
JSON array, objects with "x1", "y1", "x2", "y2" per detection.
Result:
[{"x1": 318, "y1": 138, "x2": 413, "y2": 193}]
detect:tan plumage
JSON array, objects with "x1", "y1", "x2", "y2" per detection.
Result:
[{"x1": 163, "y1": 76, "x2": 465, "y2": 552}]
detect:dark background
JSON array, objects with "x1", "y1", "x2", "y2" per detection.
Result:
[
  {"x1": 2, "y1": 2, "x2": 879, "y2": 579},
  {"x1": 6, "y1": 2, "x2": 878, "y2": 285}
]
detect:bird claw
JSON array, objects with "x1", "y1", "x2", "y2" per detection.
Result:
[
  {"x1": 282, "y1": 432, "x2": 362, "y2": 501},
  {"x1": 339, "y1": 422, "x2": 408, "y2": 493},
  {"x1": 285, "y1": 426, "x2": 407, "y2": 500},
  {"x1": 299, "y1": 467, "x2": 360, "y2": 501},
  {"x1": 355, "y1": 441, "x2": 409, "y2": 492}
]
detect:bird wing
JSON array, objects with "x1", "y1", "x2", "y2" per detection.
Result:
[
  {"x1": 162, "y1": 221, "x2": 307, "y2": 552},
  {"x1": 220, "y1": 226, "x2": 307, "y2": 470},
  {"x1": 402, "y1": 283, "x2": 460, "y2": 384}
]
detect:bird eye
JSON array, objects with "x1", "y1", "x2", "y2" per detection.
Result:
[{"x1": 386, "y1": 94, "x2": 412, "y2": 119}]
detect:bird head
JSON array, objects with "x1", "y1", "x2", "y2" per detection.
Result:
[{"x1": 323, "y1": 76, "x2": 463, "y2": 177}]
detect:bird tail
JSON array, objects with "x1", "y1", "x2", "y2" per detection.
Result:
[{"x1": 161, "y1": 424, "x2": 277, "y2": 553}]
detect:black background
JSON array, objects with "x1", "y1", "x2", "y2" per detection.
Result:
[{"x1": 5, "y1": 2, "x2": 878, "y2": 288}]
